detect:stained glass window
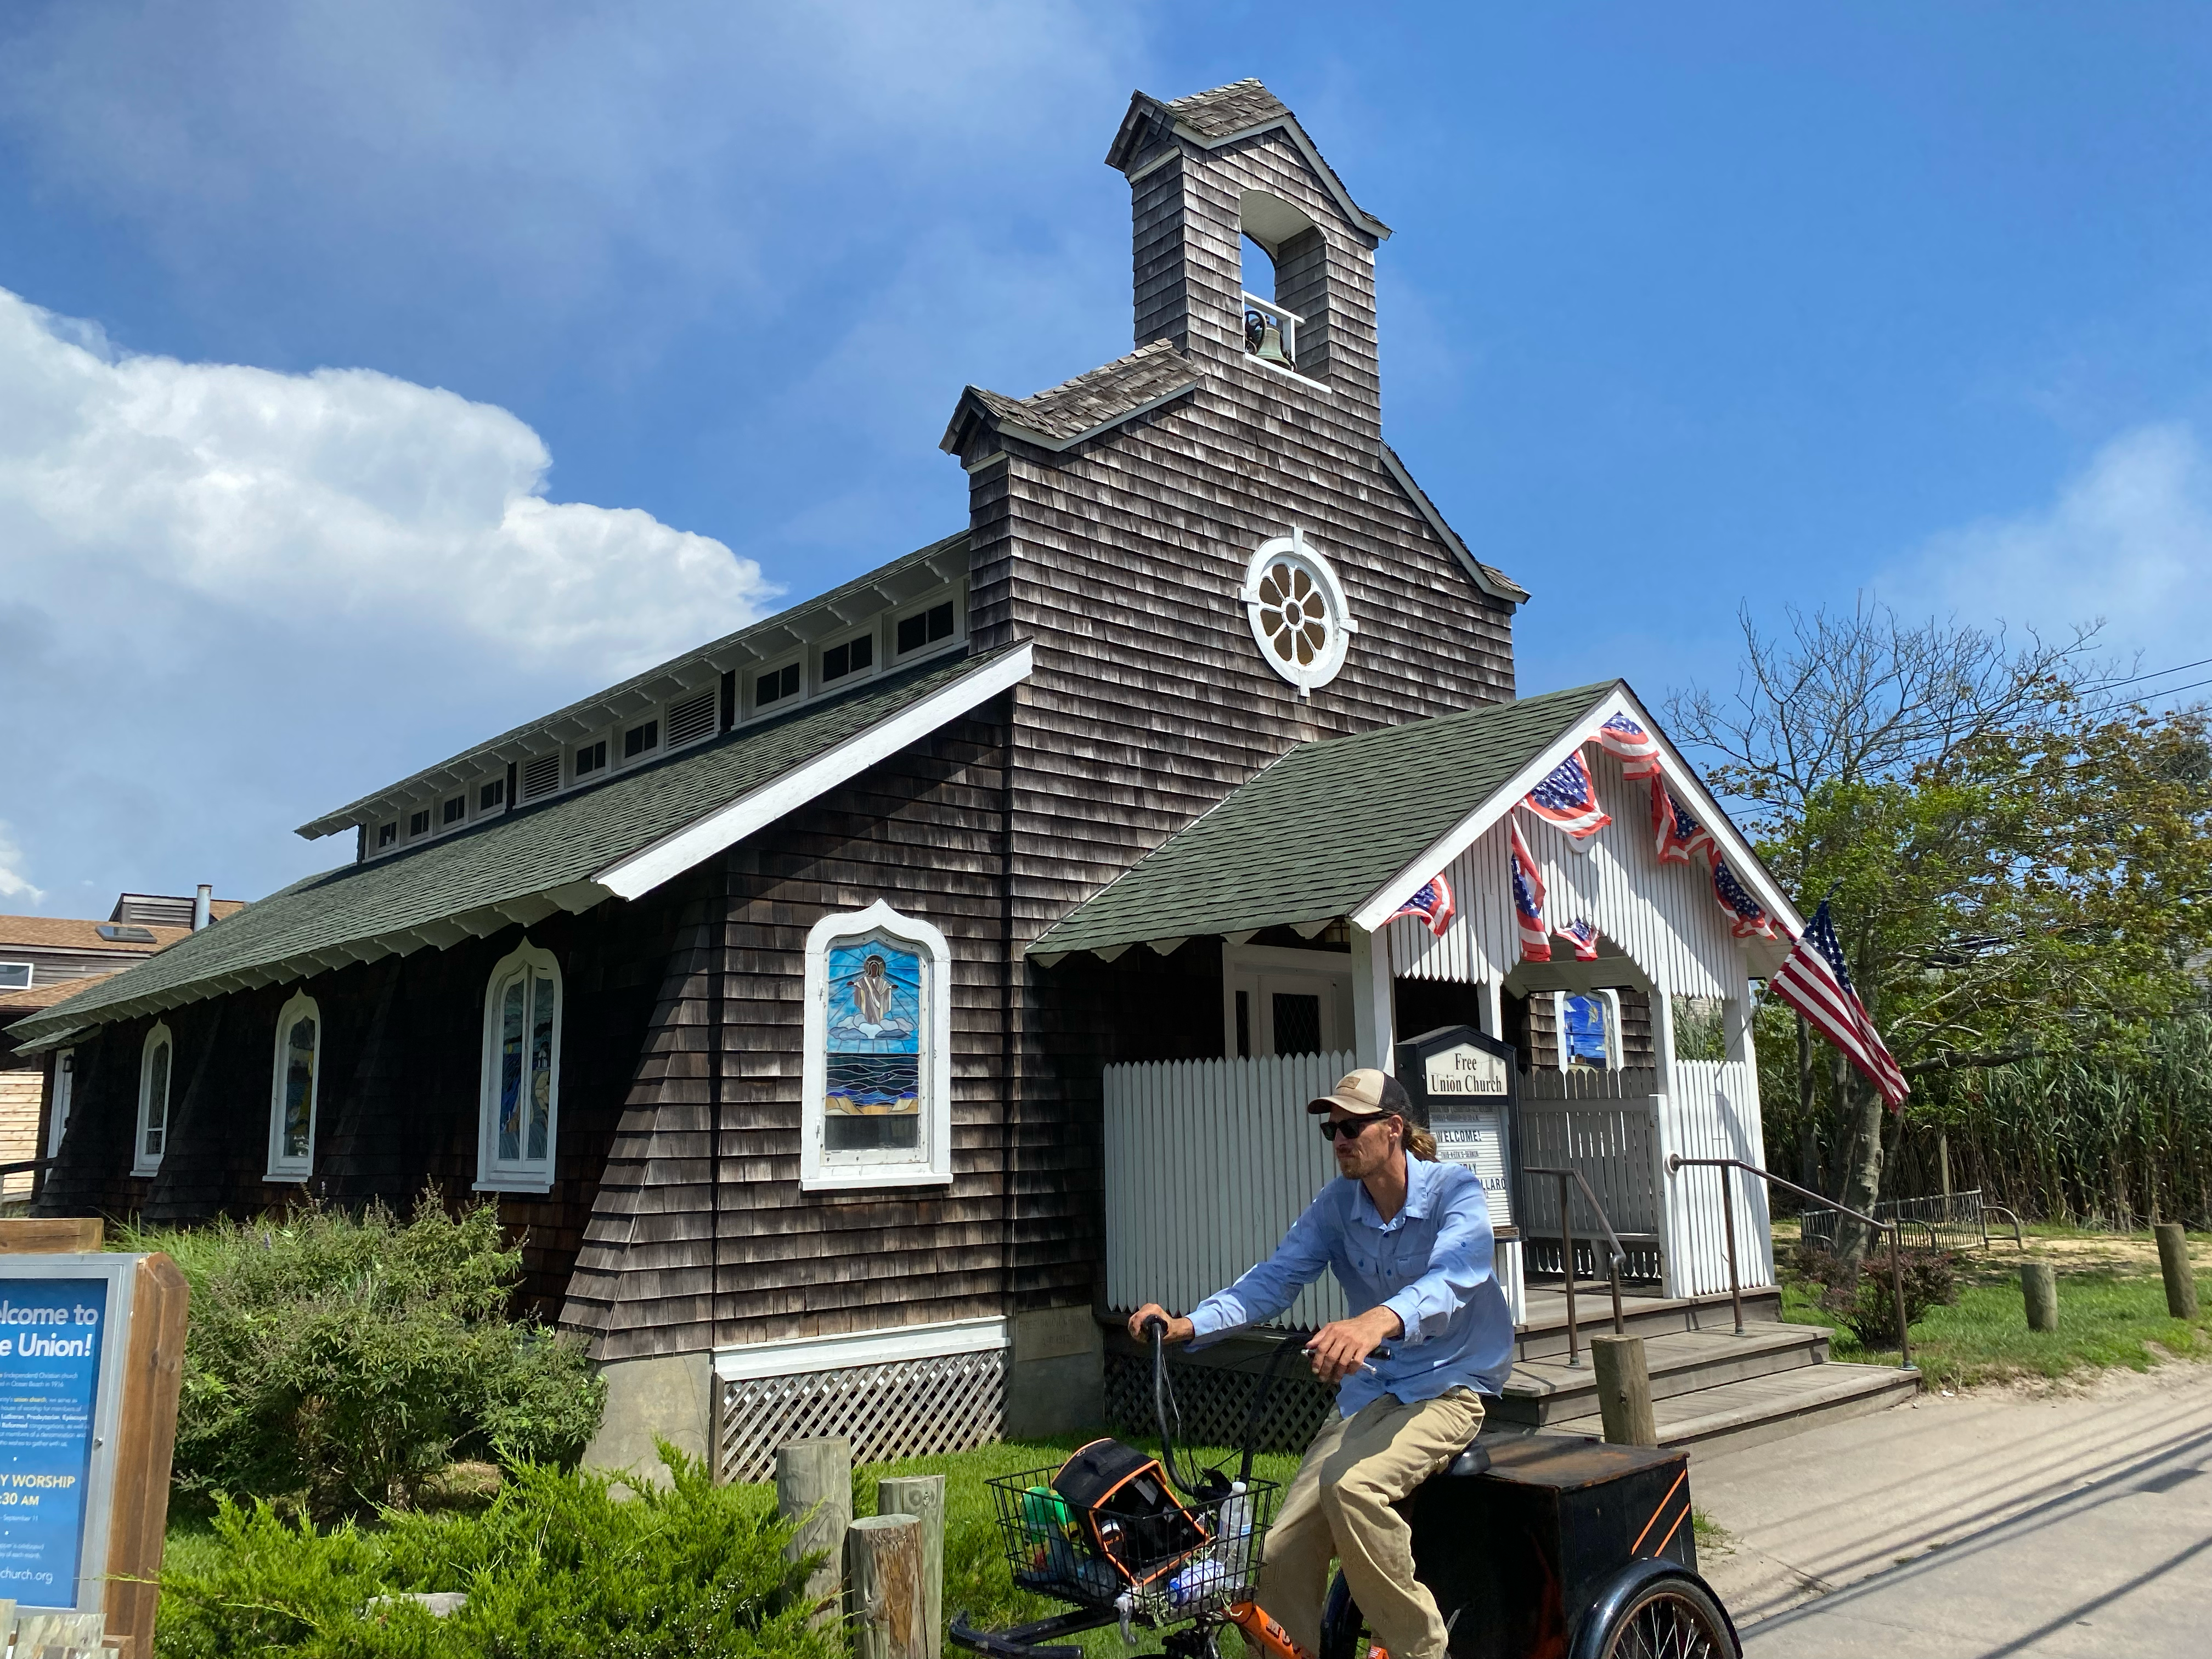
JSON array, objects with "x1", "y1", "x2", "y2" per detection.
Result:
[
  {"x1": 136, "y1": 1025, "x2": 173, "y2": 1173},
  {"x1": 281, "y1": 1017, "x2": 315, "y2": 1156},
  {"x1": 804, "y1": 902, "x2": 952, "y2": 1190},
  {"x1": 1563, "y1": 994, "x2": 1613, "y2": 1069},
  {"x1": 479, "y1": 941, "x2": 562, "y2": 1189}
]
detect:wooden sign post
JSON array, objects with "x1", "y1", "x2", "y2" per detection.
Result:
[{"x1": 0, "y1": 1240, "x2": 188, "y2": 1659}]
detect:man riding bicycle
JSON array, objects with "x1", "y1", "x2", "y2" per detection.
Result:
[{"x1": 1128, "y1": 1066, "x2": 1513, "y2": 1659}]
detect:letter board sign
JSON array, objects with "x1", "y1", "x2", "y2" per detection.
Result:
[{"x1": 1394, "y1": 1023, "x2": 1521, "y2": 1234}]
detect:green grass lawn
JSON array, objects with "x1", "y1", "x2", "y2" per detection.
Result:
[{"x1": 1778, "y1": 1229, "x2": 2212, "y2": 1390}]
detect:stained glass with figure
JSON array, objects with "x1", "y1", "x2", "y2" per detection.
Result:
[
  {"x1": 1563, "y1": 994, "x2": 1611, "y2": 1069},
  {"x1": 281, "y1": 1014, "x2": 316, "y2": 1159},
  {"x1": 825, "y1": 935, "x2": 923, "y2": 1152}
]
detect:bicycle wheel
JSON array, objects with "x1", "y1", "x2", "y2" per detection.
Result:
[{"x1": 1588, "y1": 1575, "x2": 1735, "y2": 1659}]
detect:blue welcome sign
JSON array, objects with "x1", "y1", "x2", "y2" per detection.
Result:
[{"x1": 0, "y1": 1278, "x2": 110, "y2": 1606}]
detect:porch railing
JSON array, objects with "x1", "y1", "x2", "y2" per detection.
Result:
[
  {"x1": 1668, "y1": 1155, "x2": 1916, "y2": 1371},
  {"x1": 1801, "y1": 1187, "x2": 2024, "y2": 1254},
  {"x1": 1522, "y1": 1165, "x2": 1628, "y2": 1368}
]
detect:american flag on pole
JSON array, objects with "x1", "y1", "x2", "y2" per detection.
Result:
[
  {"x1": 1525, "y1": 749, "x2": 1612, "y2": 840},
  {"x1": 1594, "y1": 713, "x2": 1662, "y2": 779},
  {"x1": 1554, "y1": 917, "x2": 1602, "y2": 961},
  {"x1": 1388, "y1": 871, "x2": 1457, "y2": 937},
  {"x1": 1649, "y1": 775, "x2": 1716, "y2": 865},
  {"x1": 1510, "y1": 817, "x2": 1550, "y2": 962},
  {"x1": 1770, "y1": 900, "x2": 1909, "y2": 1109},
  {"x1": 1710, "y1": 855, "x2": 1778, "y2": 940}
]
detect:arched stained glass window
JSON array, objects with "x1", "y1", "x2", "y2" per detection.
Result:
[
  {"x1": 803, "y1": 901, "x2": 953, "y2": 1192},
  {"x1": 135, "y1": 1023, "x2": 174, "y2": 1176},
  {"x1": 478, "y1": 940, "x2": 562, "y2": 1192},
  {"x1": 267, "y1": 990, "x2": 321, "y2": 1181}
]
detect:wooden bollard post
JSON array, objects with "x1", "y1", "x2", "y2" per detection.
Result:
[
  {"x1": 848, "y1": 1513, "x2": 927, "y2": 1659},
  {"x1": 878, "y1": 1474, "x2": 946, "y2": 1659},
  {"x1": 1590, "y1": 1334, "x2": 1658, "y2": 1448},
  {"x1": 775, "y1": 1438, "x2": 853, "y2": 1626},
  {"x1": 2154, "y1": 1223, "x2": 2199, "y2": 1321},
  {"x1": 2021, "y1": 1261, "x2": 2059, "y2": 1332}
]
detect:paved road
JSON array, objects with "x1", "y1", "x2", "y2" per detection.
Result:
[{"x1": 1689, "y1": 1363, "x2": 2212, "y2": 1658}]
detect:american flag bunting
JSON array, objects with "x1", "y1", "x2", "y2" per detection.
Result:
[
  {"x1": 1710, "y1": 855, "x2": 1778, "y2": 940},
  {"x1": 1510, "y1": 817, "x2": 1550, "y2": 962},
  {"x1": 1388, "y1": 871, "x2": 1457, "y2": 938},
  {"x1": 1554, "y1": 917, "x2": 1602, "y2": 961},
  {"x1": 1525, "y1": 748, "x2": 1612, "y2": 840},
  {"x1": 1649, "y1": 775, "x2": 1715, "y2": 866},
  {"x1": 1595, "y1": 713, "x2": 1662, "y2": 779}
]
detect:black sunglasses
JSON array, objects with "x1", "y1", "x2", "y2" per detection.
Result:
[{"x1": 1318, "y1": 1117, "x2": 1387, "y2": 1142}]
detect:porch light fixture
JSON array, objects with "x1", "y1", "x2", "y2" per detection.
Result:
[{"x1": 1240, "y1": 527, "x2": 1357, "y2": 697}]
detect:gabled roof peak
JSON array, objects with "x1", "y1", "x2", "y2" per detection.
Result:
[{"x1": 1106, "y1": 78, "x2": 1390, "y2": 241}]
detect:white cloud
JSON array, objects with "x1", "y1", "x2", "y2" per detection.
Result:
[
  {"x1": 1893, "y1": 422, "x2": 2212, "y2": 676},
  {"x1": 0, "y1": 824, "x2": 43, "y2": 905},
  {"x1": 0, "y1": 286, "x2": 774, "y2": 909}
]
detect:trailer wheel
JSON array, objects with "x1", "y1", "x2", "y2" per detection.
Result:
[{"x1": 1586, "y1": 1575, "x2": 1734, "y2": 1659}]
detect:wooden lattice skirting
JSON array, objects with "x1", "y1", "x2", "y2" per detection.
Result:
[
  {"x1": 1103, "y1": 1350, "x2": 1333, "y2": 1455},
  {"x1": 716, "y1": 1348, "x2": 1007, "y2": 1484}
]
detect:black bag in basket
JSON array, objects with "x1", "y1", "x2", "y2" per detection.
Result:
[{"x1": 1052, "y1": 1438, "x2": 1208, "y2": 1588}]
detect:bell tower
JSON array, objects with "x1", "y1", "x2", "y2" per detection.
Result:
[{"x1": 1105, "y1": 80, "x2": 1392, "y2": 437}]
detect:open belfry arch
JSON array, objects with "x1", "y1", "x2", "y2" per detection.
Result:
[{"x1": 7, "y1": 81, "x2": 1804, "y2": 1481}]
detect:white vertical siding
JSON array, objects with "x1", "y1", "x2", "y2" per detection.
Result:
[{"x1": 1104, "y1": 1051, "x2": 1354, "y2": 1329}]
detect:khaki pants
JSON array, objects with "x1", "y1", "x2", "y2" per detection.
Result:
[{"x1": 1254, "y1": 1389, "x2": 1483, "y2": 1659}]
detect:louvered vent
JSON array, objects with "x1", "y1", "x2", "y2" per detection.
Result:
[
  {"x1": 666, "y1": 690, "x2": 718, "y2": 748},
  {"x1": 522, "y1": 754, "x2": 562, "y2": 799}
]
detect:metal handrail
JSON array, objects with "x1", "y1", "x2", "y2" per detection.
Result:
[
  {"x1": 1668, "y1": 1155, "x2": 1915, "y2": 1372},
  {"x1": 1523, "y1": 1165, "x2": 1629, "y2": 1369}
]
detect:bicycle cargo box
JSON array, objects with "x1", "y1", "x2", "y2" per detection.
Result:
[{"x1": 1052, "y1": 1438, "x2": 1207, "y2": 1586}]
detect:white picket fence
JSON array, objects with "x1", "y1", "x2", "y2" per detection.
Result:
[{"x1": 1103, "y1": 1052, "x2": 1355, "y2": 1330}]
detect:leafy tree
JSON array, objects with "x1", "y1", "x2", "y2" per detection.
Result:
[{"x1": 1671, "y1": 601, "x2": 2212, "y2": 1263}]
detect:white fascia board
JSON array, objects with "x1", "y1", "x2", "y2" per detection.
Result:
[
  {"x1": 1378, "y1": 446, "x2": 1521, "y2": 606},
  {"x1": 1351, "y1": 683, "x2": 1807, "y2": 941},
  {"x1": 714, "y1": 1314, "x2": 1011, "y2": 1381},
  {"x1": 592, "y1": 644, "x2": 1035, "y2": 901},
  {"x1": 994, "y1": 382, "x2": 1200, "y2": 455}
]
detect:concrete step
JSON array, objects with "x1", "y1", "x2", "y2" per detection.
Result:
[
  {"x1": 1497, "y1": 1323, "x2": 1832, "y2": 1425},
  {"x1": 1514, "y1": 1285, "x2": 1782, "y2": 1362},
  {"x1": 1544, "y1": 1361, "x2": 1922, "y2": 1459}
]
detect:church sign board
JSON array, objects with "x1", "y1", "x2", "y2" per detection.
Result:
[
  {"x1": 1393, "y1": 1024, "x2": 1521, "y2": 1235},
  {"x1": 0, "y1": 1233, "x2": 188, "y2": 1659}
]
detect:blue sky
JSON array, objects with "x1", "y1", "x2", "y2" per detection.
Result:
[{"x1": 2, "y1": 2, "x2": 2208, "y2": 911}]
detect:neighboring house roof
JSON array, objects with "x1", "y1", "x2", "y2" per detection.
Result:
[
  {"x1": 296, "y1": 530, "x2": 973, "y2": 841},
  {"x1": 1105, "y1": 80, "x2": 1391, "y2": 242},
  {"x1": 1026, "y1": 680, "x2": 1803, "y2": 966},
  {"x1": 0, "y1": 917, "x2": 190, "y2": 956},
  {"x1": 1, "y1": 976, "x2": 114, "y2": 1017},
  {"x1": 941, "y1": 341, "x2": 1200, "y2": 458},
  {"x1": 9, "y1": 643, "x2": 1035, "y2": 1048}
]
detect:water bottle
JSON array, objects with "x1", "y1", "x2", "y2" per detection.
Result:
[{"x1": 1217, "y1": 1481, "x2": 1254, "y2": 1582}]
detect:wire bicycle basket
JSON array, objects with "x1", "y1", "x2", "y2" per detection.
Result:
[{"x1": 983, "y1": 1460, "x2": 1281, "y2": 1622}]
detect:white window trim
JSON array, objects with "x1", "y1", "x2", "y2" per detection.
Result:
[
  {"x1": 1238, "y1": 529, "x2": 1358, "y2": 698},
  {"x1": 802, "y1": 900, "x2": 953, "y2": 1193},
  {"x1": 475, "y1": 938, "x2": 563, "y2": 1194},
  {"x1": 1555, "y1": 988, "x2": 1622, "y2": 1071},
  {"x1": 0, "y1": 960, "x2": 32, "y2": 990},
  {"x1": 1220, "y1": 941, "x2": 1355, "y2": 1059},
  {"x1": 749, "y1": 652, "x2": 805, "y2": 718},
  {"x1": 817, "y1": 626, "x2": 881, "y2": 692},
  {"x1": 889, "y1": 585, "x2": 968, "y2": 665},
  {"x1": 134, "y1": 1022, "x2": 174, "y2": 1176},
  {"x1": 617, "y1": 715, "x2": 662, "y2": 768},
  {"x1": 266, "y1": 989, "x2": 321, "y2": 1182}
]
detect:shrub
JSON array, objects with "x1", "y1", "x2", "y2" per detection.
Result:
[
  {"x1": 1798, "y1": 1244, "x2": 1957, "y2": 1348},
  {"x1": 131, "y1": 1192, "x2": 605, "y2": 1519},
  {"x1": 156, "y1": 1448, "x2": 839, "y2": 1659}
]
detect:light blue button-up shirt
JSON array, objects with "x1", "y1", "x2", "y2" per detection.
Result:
[{"x1": 1186, "y1": 1155, "x2": 1515, "y2": 1414}]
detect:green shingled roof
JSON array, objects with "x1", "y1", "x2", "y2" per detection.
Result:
[
  {"x1": 10, "y1": 646, "x2": 1018, "y2": 1046},
  {"x1": 1028, "y1": 682, "x2": 1616, "y2": 958}
]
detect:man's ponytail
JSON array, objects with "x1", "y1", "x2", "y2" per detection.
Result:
[{"x1": 1404, "y1": 1122, "x2": 1438, "y2": 1161}]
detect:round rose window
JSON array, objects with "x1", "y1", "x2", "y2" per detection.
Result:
[{"x1": 1240, "y1": 529, "x2": 1357, "y2": 696}]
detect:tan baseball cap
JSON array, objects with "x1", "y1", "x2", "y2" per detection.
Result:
[{"x1": 1308, "y1": 1068, "x2": 1414, "y2": 1119}]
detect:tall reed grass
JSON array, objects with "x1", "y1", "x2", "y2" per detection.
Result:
[{"x1": 1763, "y1": 1012, "x2": 2212, "y2": 1229}]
